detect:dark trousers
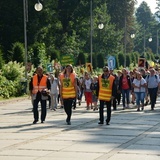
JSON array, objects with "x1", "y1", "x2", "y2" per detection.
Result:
[
  {"x1": 99, "y1": 100, "x2": 111, "y2": 123},
  {"x1": 33, "y1": 94, "x2": 47, "y2": 122},
  {"x1": 117, "y1": 92, "x2": 121, "y2": 105},
  {"x1": 121, "y1": 89, "x2": 130, "y2": 107},
  {"x1": 148, "y1": 87, "x2": 158, "y2": 109},
  {"x1": 113, "y1": 98, "x2": 117, "y2": 110},
  {"x1": 63, "y1": 99, "x2": 74, "y2": 122},
  {"x1": 72, "y1": 98, "x2": 77, "y2": 109}
]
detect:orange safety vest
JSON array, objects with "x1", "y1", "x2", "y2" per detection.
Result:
[
  {"x1": 98, "y1": 75, "x2": 115, "y2": 101},
  {"x1": 60, "y1": 73, "x2": 76, "y2": 99},
  {"x1": 32, "y1": 74, "x2": 47, "y2": 94}
]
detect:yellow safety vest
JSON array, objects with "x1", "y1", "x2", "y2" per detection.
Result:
[
  {"x1": 98, "y1": 75, "x2": 115, "y2": 101},
  {"x1": 60, "y1": 73, "x2": 76, "y2": 99}
]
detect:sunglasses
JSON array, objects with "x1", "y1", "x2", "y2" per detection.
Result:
[{"x1": 103, "y1": 70, "x2": 108, "y2": 72}]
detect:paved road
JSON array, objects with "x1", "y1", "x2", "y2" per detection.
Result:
[{"x1": 0, "y1": 97, "x2": 160, "y2": 160}]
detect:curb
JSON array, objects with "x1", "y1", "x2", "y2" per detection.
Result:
[{"x1": 0, "y1": 97, "x2": 28, "y2": 105}]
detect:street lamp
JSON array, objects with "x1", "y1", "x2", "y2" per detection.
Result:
[
  {"x1": 156, "y1": 30, "x2": 159, "y2": 56},
  {"x1": 34, "y1": 0, "x2": 43, "y2": 11},
  {"x1": 90, "y1": 0, "x2": 93, "y2": 65},
  {"x1": 131, "y1": 34, "x2": 135, "y2": 39},
  {"x1": 98, "y1": 23, "x2": 104, "y2": 30},
  {"x1": 124, "y1": 16, "x2": 127, "y2": 67},
  {"x1": 23, "y1": 0, "x2": 43, "y2": 91},
  {"x1": 98, "y1": 23, "x2": 104, "y2": 52}
]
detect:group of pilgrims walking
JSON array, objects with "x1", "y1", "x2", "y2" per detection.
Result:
[{"x1": 29, "y1": 65, "x2": 160, "y2": 125}]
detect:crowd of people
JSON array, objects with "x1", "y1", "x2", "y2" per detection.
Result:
[{"x1": 29, "y1": 65, "x2": 160, "y2": 125}]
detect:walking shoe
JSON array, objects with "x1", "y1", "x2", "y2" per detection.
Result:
[
  {"x1": 67, "y1": 121, "x2": 71, "y2": 125},
  {"x1": 137, "y1": 108, "x2": 140, "y2": 111},
  {"x1": 106, "y1": 122, "x2": 110, "y2": 125},
  {"x1": 60, "y1": 105, "x2": 64, "y2": 109},
  {"x1": 33, "y1": 120, "x2": 38, "y2": 124},
  {"x1": 98, "y1": 121, "x2": 103, "y2": 124}
]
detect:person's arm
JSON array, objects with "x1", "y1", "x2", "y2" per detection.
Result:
[
  {"x1": 74, "y1": 77, "x2": 78, "y2": 98},
  {"x1": 96, "y1": 80, "x2": 99, "y2": 97},
  {"x1": 29, "y1": 78, "x2": 33, "y2": 95},
  {"x1": 112, "y1": 79, "x2": 117, "y2": 98},
  {"x1": 47, "y1": 78, "x2": 51, "y2": 90},
  {"x1": 59, "y1": 78, "x2": 63, "y2": 100}
]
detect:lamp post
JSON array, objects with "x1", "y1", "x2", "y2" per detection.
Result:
[
  {"x1": 124, "y1": 16, "x2": 127, "y2": 67},
  {"x1": 98, "y1": 23, "x2": 104, "y2": 52},
  {"x1": 156, "y1": 30, "x2": 159, "y2": 56},
  {"x1": 90, "y1": 0, "x2": 93, "y2": 65},
  {"x1": 23, "y1": 0, "x2": 43, "y2": 91}
]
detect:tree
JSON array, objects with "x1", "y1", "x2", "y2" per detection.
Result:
[
  {"x1": 106, "y1": 0, "x2": 136, "y2": 30},
  {"x1": 29, "y1": 43, "x2": 47, "y2": 68},
  {"x1": 97, "y1": 53, "x2": 104, "y2": 68},
  {"x1": 136, "y1": 1, "x2": 154, "y2": 27},
  {"x1": 126, "y1": 54, "x2": 131, "y2": 67},
  {"x1": 118, "y1": 53, "x2": 125, "y2": 67},
  {"x1": 76, "y1": 52, "x2": 86, "y2": 65},
  {"x1": 0, "y1": 48, "x2": 5, "y2": 69},
  {"x1": 134, "y1": 1, "x2": 159, "y2": 55},
  {"x1": 0, "y1": 0, "x2": 24, "y2": 62},
  {"x1": 9, "y1": 42, "x2": 24, "y2": 63}
]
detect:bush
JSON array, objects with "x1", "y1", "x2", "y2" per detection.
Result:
[
  {"x1": 0, "y1": 61, "x2": 25, "y2": 98},
  {"x1": 1, "y1": 61, "x2": 24, "y2": 81}
]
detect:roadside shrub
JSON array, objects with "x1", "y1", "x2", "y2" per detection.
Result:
[{"x1": 0, "y1": 61, "x2": 25, "y2": 98}]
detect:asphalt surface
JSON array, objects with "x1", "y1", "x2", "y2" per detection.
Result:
[{"x1": 0, "y1": 97, "x2": 160, "y2": 160}]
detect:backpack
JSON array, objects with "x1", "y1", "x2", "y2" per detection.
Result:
[{"x1": 146, "y1": 74, "x2": 158, "y2": 83}]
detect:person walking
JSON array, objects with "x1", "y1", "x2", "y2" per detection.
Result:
[
  {"x1": 50, "y1": 74, "x2": 59, "y2": 111},
  {"x1": 97, "y1": 66, "x2": 117, "y2": 125},
  {"x1": 119, "y1": 68, "x2": 132, "y2": 109},
  {"x1": 29, "y1": 66, "x2": 51, "y2": 124},
  {"x1": 83, "y1": 72, "x2": 93, "y2": 110},
  {"x1": 132, "y1": 71, "x2": 147, "y2": 111},
  {"x1": 59, "y1": 64, "x2": 77, "y2": 125},
  {"x1": 90, "y1": 75, "x2": 98, "y2": 111},
  {"x1": 145, "y1": 68, "x2": 160, "y2": 110}
]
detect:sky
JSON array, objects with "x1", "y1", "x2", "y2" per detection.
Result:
[{"x1": 136, "y1": 0, "x2": 158, "y2": 13}]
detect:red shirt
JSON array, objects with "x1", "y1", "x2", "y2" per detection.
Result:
[{"x1": 122, "y1": 76, "x2": 129, "y2": 89}]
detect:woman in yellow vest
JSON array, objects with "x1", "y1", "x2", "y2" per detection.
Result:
[
  {"x1": 59, "y1": 64, "x2": 77, "y2": 125},
  {"x1": 97, "y1": 66, "x2": 116, "y2": 125}
]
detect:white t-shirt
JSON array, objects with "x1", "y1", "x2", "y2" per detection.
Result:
[
  {"x1": 50, "y1": 78, "x2": 59, "y2": 94},
  {"x1": 133, "y1": 78, "x2": 146, "y2": 92},
  {"x1": 85, "y1": 79, "x2": 92, "y2": 91}
]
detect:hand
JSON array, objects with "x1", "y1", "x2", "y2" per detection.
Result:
[{"x1": 111, "y1": 96, "x2": 115, "y2": 100}]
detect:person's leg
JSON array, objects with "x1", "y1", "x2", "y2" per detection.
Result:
[
  {"x1": 99, "y1": 100, "x2": 104, "y2": 124},
  {"x1": 48, "y1": 95, "x2": 51, "y2": 109},
  {"x1": 85, "y1": 92, "x2": 90, "y2": 109},
  {"x1": 121, "y1": 89, "x2": 125, "y2": 108},
  {"x1": 112, "y1": 97, "x2": 117, "y2": 110},
  {"x1": 63, "y1": 99, "x2": 73, "y2": 124},
  {"x1": 54, "y1": 93, "x2": 58, "y2": 109},
  {"x1": 88, "y1": 92, "x2": 92, "y2": 108},
  {"x1": 106, "y1": 100, "x2": 111, "y2": 125},
  {"x1": 140, "y1": 92, "x2": 145, "y2": 110},
  {"x1": 40, "y1": 100, "x2": 47, "y2": 123},
  {"x1": 33, "y1": 98, "x2": 39, "y2": 123},
  {"x1": 148, "y1": 88, "x2": 155, "y2": 110},
  {"x1": 72, "y1": 98, "x2": 76, "y2": 109},
  {"x1": 117, "y1": 92, "x2": 121, "y2": 105},
  {"x1": 135, "y1": 92, "x2": 140, "y2": 111},
  {"x1": 126, "y1": 89, "x2": 130, "y2": 107},
  {"x1": 50, "y1": 94, "x2": 54, "y2": 110}
]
